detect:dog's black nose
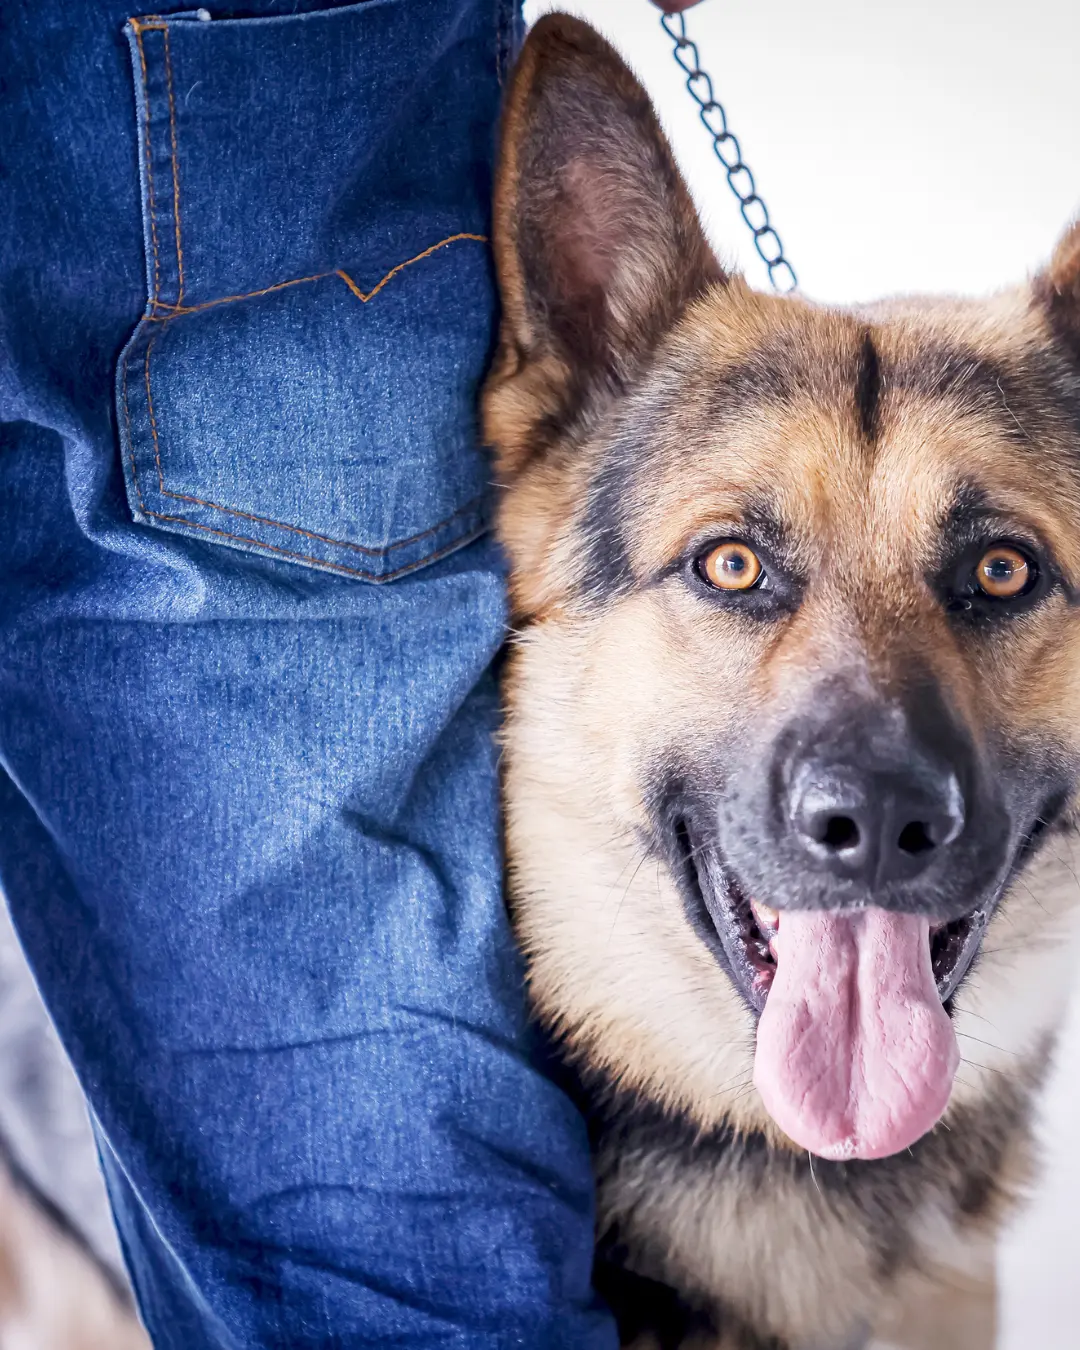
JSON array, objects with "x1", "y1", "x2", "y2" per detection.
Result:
[
  {"x1": 733, "y1": 680, "x2": 1006, "y2": 921},
  {"x1": 786, "y1": 758, "x2": 965, "y2": 886}
]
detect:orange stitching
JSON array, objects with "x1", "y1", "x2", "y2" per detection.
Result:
[
  {"x1": 132, "y1": 24, "x2": 161, "y2": 304},
  {"x1": 143, "y1": 233, "x2": 489, "y2": 318},
  {"x1": 163, "y1": 25, "x2": 185, "y2": 304},
  {"x1": 147, "y1": 270, "x2": 333, "y2": 318},
  {"x1": 335, "y1": 233, "x2": 488, "y2": 303}
]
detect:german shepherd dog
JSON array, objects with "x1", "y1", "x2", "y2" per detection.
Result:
[{"x1": 484, "y1": 16, "x2": 1080, "y2": 1349}]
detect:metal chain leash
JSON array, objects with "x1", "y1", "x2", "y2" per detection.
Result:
[{"x1": 660, "y1": 10, "x2": 797, "y2": 293}]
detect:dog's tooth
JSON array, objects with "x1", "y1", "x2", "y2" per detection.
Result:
[{"x1": 752, "y1": 900, "x2": 779, "y2": 933}]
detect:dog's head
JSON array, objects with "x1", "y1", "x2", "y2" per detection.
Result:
[{"x1": 486, "y1": 14, "x2": 1080, "y2": 1161}]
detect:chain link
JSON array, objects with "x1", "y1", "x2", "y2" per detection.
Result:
[{"x1": 661, "y1": 11, "x2": 797, "y2": 293}]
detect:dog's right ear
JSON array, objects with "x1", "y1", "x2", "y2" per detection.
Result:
[
  {"x1": 1036, "y1": 220, "x2": 1080, "y2": 365},
  {"x1": 484, "y1": 14, "x2": 724, "y2": 482}
]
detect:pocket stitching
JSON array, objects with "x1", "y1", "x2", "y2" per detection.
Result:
[
  {"x1": 125, "y1": 14, "x2": 492, "y2": 579},
  {"x1": 123, "y1": 241, "x2": 493, "y2": 577},
  {"x1": 126, "y1": 347, "x2": 485, "y2": 581},
  {"x1": 144, "y1": 234, "x2": 488, "y2": 319},
  {"x1": 133, "y1": 238, "x2": 489, "y2": 556}
]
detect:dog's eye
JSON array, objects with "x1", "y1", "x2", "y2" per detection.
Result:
[
  {"x1": 698, "y1": 541, "x2": 764, "y2": 592},
  {"x1": 974, "y1": 544, "x2": 1034, "y2": 599}
]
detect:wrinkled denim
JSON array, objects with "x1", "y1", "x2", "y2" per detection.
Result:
[{"x1": 0, "y1": 2, "x2": 616, "y2": 1346}]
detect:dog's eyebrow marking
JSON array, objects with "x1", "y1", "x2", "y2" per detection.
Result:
[
  {"x1": 896, "y1": 347, "x2": 1006, "y2": 402},
  {"x1": 702, "y1": 335, "x2": 1071, "y2": 449},
  {"x1": 855, "y1": 331, "x2": 881, "y2": 443},
  {"x1": 889, "y1": 346, "x2": 1046, "y2": 443},
  {"x1": 705, "y1": 341, "x2": 802, "y2": 422},
  {"x1": 739, "y1": 497, "x2": 793, "y2": 560},
  {"x1": 945, "y1": 481, "x2": 993, "y2": 528}
]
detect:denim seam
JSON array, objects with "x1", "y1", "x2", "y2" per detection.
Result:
[
  {"x1": 139, "y1": 326, "x2": 487, "y2": 556},
  {"x1": 124, "y1": 485, "x2": 487, "y2": 581},
  {"x1": 163, "y1": 24, "x2": 186, "y2": 305},
  {"x1": 123, "y1": 287, "x2": 493, "y2": 571},
  {"x1": 131, "y1": 20, "x2": 162, "y2": 304},
  {"x1": 143, "y1": 234, "x2": 487, "y2": 319},
  {"x1": 125, "y1": 335, "x2": 489, "y2": 571}
]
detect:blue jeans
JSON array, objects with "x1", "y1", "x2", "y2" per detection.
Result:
[{"x1": 0, "y1": 2, "x2": 615, "y2": 1345}]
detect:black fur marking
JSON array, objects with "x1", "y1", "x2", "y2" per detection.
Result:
[
  {"x1": 580, "y1": 427, "x2": 638, "y2": 602},
  {"x1": 704, "y1": 343, "x2": 804, "y2": 423},
  {"x1": 702, "y1": 335, "x2": 1079, "y2": 448},
  {"x1": 573, "y1": 332, "x2": 1080, "y2": 607},
  {"x1": 592, "y1": 1259, "x2": 724, "y2": 1350},
  {"x1": 855, "y1": 331, "x2": 881, "y2": 442},
  {"x1": 892, "y1": 342, "x2": 1080, "y2": 444},
  {"x1": 1038, "y1": 341, "x2": 1080, "y2": 442},
  {"x1": 945, "y1": 480, "x2": 993, "y2": 528},
  {"x1": 594, "y1": 1255, "x2": 789, "y2": 1350}
]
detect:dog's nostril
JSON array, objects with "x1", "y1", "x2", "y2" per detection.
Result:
[
  {"x1": 818, "y1": 815, "x2": 860, "y2": 851},
  {"x1": 897, "y1": 821, "x2": 936, "y2": 856}
]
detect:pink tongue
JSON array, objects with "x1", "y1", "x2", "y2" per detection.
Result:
[{"x1": 753, "y1": 908, "x2": 958, "y2": 1161}]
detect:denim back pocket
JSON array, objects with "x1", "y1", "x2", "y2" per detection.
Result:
[{"x1": 116, "y1": 1, "x2": 510, "y2": 581}]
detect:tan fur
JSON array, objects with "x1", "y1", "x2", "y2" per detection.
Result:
[{"x1": 488, "y1": 14, "x2": 1080, "y2": 1350}]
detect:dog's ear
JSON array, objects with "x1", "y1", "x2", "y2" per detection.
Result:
[
  {"x1": 1035, "y1": 220, "x2": 1080, "y2": 363},
  {"x1": 484, "y1": 14, "x2": 724, "y2": 481}
]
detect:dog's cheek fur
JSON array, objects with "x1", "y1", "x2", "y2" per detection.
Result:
[{"x1": 502, "y1": 605, "x2": 779, "y2": 1139}]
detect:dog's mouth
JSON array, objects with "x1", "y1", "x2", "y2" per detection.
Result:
[
  {"x1": 675, "y1": 818, "x2": 990, "y2": 1017},
  {"x1": 670, "y1": 815, "x2": 1027, "y2": 1160}
]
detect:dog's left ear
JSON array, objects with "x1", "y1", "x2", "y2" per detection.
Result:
[
  {"x1": 485, "y1": 14, "x2": 724, "y2": 480},
  {"x1": 1036, "y1": 220, "x2": 1080, "y2": 363}
]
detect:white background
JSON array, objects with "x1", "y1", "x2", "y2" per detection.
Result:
[{"x1": 523, "y1": 1, "x2": 1080, "y2": 1343}]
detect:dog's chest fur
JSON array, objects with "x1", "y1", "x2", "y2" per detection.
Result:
[{"x1": 585, "y1": 1074, "x2": 1032, "y2": 1350}]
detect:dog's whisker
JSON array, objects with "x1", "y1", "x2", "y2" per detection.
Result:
[
  {"x1": 605, "y1": 851, "x2": 652, "y2": 947},
  {"x1": 954, "y1": 1032, "x2": 1019, "y2": 1057},
  {"x1": 958, "y1": 1056, "x2": 1010, "y2": 1078},
  {"x1": 807, "y1": 1151, "x2": 823, "y2": 1200}
]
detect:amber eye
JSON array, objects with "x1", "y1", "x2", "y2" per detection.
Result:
[
  {"x1": 700, "y1": 541, "x2": 763, "y2": 591},
  {"x1": 975, "y1": 545, "x2": 1032, "y2": 599}
]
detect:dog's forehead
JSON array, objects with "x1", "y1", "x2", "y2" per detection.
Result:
[{"x1": 608, "y1": 283, "x2": 1080, "y2": 578}]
